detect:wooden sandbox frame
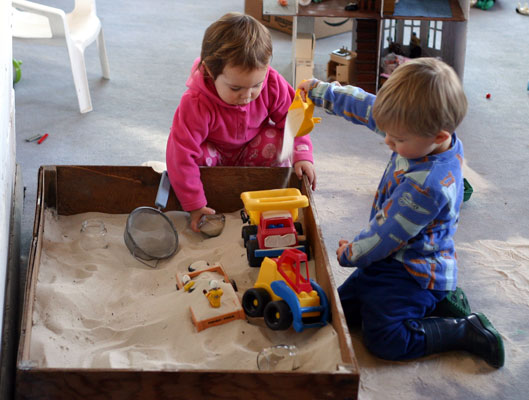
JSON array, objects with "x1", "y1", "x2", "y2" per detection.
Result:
[{"x1": 16, "y1": 165, "x2": 359, "y2": 400}]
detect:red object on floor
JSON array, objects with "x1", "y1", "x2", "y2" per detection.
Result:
[
  {"x1": 486, "y1": 93, "x2": 491, "y2": 99},
  {"x1": 37, "y1": 133, "x2": 49, "y2": 144}
]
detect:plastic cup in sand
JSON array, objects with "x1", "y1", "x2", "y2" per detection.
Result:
[
  {"x1": 80, "y1": 219, "x2": 109, "y2": 250},
  {"x1": 257, "y1": 344, "x2": 300, "y2": 371}
]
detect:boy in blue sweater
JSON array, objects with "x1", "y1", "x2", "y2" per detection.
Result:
[{"x1": 299, "y1": 58, "x2": 504, "y2": 368}]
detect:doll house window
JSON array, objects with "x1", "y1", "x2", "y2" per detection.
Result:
[
  {"x1": 428, "y1": 21, "x2": 443, "y2": 50},
  {"x1": 383, "y1": 19, "x2": 397, "y2": 50},
  {"x1": 402, "y1": 19, "x2": 422, "y2": 46}
]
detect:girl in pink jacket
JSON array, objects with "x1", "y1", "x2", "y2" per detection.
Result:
[{"x1": 166, "y1": 12, "x2": 315, "y2": 232}]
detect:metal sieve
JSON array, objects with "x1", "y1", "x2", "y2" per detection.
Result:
[{"x1": 124, "y1": 171, "x2": 178, "y2": 268}]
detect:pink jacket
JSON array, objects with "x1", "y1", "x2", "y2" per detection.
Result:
[{"x1": 166, "y1": 59, "x2": 314, "y2": 211}]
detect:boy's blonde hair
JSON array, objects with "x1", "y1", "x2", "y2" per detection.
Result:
[
  {"x1": 373, "y1": 58, "x2": 467, "y2": 138},
  {"x1": 200, "y1": 12, "x2": 272, "y2": 80}
]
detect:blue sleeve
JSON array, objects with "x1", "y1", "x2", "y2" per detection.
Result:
[
  {"x1": 308, "y1": 81, "x2": 385, "y2": 137},
  {"x1": 339, "y1": 178, "x2": 445, "y2": 268}
]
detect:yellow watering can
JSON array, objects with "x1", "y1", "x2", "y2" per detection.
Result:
[
  {"x1": 279, "y1": 89, "x2": 321, "y2": 161},
  {"x1": 290, "y1": 88, "x2": 321, "y2": 137}
]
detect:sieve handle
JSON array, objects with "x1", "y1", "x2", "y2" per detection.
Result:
[{"x1": 155, "y1": 170, "x2": 171, "y2": 209}]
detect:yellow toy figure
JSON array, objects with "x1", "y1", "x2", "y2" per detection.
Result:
[
  {"x1": 182, "y1": 274, "x2": 195, "y2": 292},
  {"x1": 205, "y1": 280, "x2": 223, "y2": 308}
]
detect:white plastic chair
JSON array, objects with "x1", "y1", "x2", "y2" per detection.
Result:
[{"x1": 12, "y1": 0, "x2": 110, "y2": 113}]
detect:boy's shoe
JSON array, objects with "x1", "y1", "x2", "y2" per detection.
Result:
[
  {"x1": 432, "y1": 286, "x2": 471, "y2": 318},
  {"x1": 411, "y1": 313, "x2": 505, "y2": 368},
  {"x1": 476, "y1": 0, "x2": 495, "y2": 10}
]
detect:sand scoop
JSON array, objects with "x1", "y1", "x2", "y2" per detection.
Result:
[{"x1": 124, "y1": 171, "x2": 179, "y2": 268}]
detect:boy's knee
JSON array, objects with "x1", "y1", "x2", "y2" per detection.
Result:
[
  {"x1": 364, "y1": 333, "x2": 406, "y2": 360},
  {"x1": 363, "y1": 322, "x2": 425, "y2": 361}
]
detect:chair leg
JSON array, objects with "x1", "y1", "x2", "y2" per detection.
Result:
[
  {"x1": 97, "y1": 27, "x2": 110, "y2": 79},
  {"x1": 66, "y1": 41, "x2": 92, "y2": 113}
]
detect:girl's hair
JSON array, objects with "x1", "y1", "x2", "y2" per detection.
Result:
[
  {"x1": 200, "y1": 12, "x2": 272, "y2": 80},
  {"x1": 373, "y1": 58, "x2": 468, "y2": 137}
]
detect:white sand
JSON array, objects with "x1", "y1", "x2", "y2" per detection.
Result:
[{"x1": 29, "y1": 209, "x2": 342, "y2": 372}]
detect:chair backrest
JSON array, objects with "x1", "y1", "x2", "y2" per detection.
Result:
[
  {"x1": 11, "y1": 0, "x2": 67, "y2": 39},
  {"x1": 74, "y1": 0, "x2": 97, "y2": 16},
  {"x1": 12, "y1": 0, "x2": 97, "y2": 40},
  {"x1": 12, "y1": 7, "x2": 51, "y2": 38}
]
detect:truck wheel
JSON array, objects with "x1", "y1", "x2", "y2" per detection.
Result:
[
  {"x1": 242, "y1": 225, "x2": 258, "y2": 247},
  {"x1": 294, "y1": 222, "x2": 303, "y2": 235},
  {"x1": 240, "y1": 210, "x2": 250, "y2": 224},
  {"x1": 246, "y1": 239, "x2": 263, "y2": 267},
  {"x1": 264, "y1": 300, "x2": 293, "y2": 330},
  {"x1": 242, "y1": 288, "x2": 271, "y2": 318}
]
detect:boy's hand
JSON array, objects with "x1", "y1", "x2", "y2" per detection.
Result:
[
  {"x1": 189, "y1": 206, "x2": 216, "y2": 232},
  {"x1": 336, "y1": 239, "x2": 350, "y2": 265},
  {"x1": 297, "y1": 79, "x2": 320, "y2": 101},
  {"x1": 294, "y1": 160, "x2": 316, "y2": 190}
]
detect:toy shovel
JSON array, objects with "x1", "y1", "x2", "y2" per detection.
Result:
[{"x1": 279, "y1": 89, "x2": 321, "y2": 162}]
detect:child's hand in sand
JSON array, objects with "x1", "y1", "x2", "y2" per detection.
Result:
[
  {"x1": 294, "y1": 160, "x2": 316, "y2": 190},
  {"x1": 190, "y1": 206, "x2": 216, "y2": 232},
  {"x1": 336, "y1": 239, "x2": 350, "y2": 265}
]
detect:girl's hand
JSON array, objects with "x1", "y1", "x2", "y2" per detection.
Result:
[
  {"x1": 294, "y1": 160, "x2": 316, "y2": 190},
  {"x1": 189, "y1": 206, "x2": 216, "y2": 232},
  {"x1": 336, "y1": 240, "x2": 350, "y2": 265}
]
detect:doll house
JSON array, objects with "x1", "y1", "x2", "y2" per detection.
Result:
[
  {"x1": 375, "y1": 0, "x2": 469, "y2": 90},
  {"x1": 263, "y1": 0, "x2": 470, "y2": 93}
]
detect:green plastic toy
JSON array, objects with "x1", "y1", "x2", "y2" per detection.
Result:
[{"x1": 13, "y1": 59, "x2": 22, "y2": 84}]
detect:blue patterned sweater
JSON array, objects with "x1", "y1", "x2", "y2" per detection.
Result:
[{"x1": 309, "y1": 81, "x2": 464, "y2": 291}]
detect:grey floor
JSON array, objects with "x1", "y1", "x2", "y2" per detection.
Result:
[{"x1": 12, "y1": 0, "x2": 529, "y2": 399}]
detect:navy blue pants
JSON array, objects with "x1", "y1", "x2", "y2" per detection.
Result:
[{"x1": 338, "y1": 258, "x2": 447, "y2": 361}]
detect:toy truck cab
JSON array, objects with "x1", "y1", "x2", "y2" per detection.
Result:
[
  {"x1": 240, "y1": 189, "x2": 310, "y2": 267},
  {"x1": 242, "y1": 249, "x2": 329, "y2": 332},
  {"x1": 258, "y1": 210, "x2": 297, "y2": 249}
]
